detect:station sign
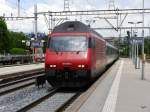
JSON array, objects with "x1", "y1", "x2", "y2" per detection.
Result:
[
  {"x1": 32, "y1": 41, "x2": 43, "y2": 47},
  {"x1": 130, "y1": 37, "x2": 144, "y2": 45},
  {"x1": 28, "y1": 33, "x2": 46, "y2": 38},
  {"x1": 37, "y1": 33, "x2": 46, "y2": 38}
]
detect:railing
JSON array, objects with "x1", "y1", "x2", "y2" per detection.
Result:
[
  {"x1": 0, "y1": 54, "x2": 45, "y2": 63},
  {"x1": 0, "y1": 54, "x2": 33, "y2": 63}
]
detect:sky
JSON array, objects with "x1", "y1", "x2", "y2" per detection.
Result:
[{"x1": 1, "y1": 0, "x2": 150, "y2": 37}]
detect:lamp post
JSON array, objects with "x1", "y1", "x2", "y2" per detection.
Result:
[
  {"x1": 142, "y1": 0, "x2": 145, "y2": 80},
  {"x1": 128, "y1": 21, "x2": 142, "y2": 69},
  {"x1": 18, "y1": 0, "x2": 20, "y2": 17},
  {"x1": 31, "y1": 38, "x2": 35, "y2": 63}
]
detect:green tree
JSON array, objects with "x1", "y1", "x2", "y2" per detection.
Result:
[
  {"x1": 9, "y1": 31, "x2": 29, "y2": 55},
  {"x1": 9, "y1": 31, "x2": 28, "y2": 49},
  {"x1": 0, "y1": 17, "x2": 10, "y2": 53},
  {"x1": 10, "y1": 48, "x2": 26, "y2": 54}
]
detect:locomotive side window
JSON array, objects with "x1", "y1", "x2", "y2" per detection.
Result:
[
  {"x1": 106, "y1": 45, "x2": 112, "y2": 55},
  {"x1": 47, "y1": 37, "x2": 51, "y2": 48},
  {"x1": 88, "y1": 37, "x2": 95, "y2": 48},
  {"x1": 92, "y1": 39, "x2": 96, "y2": 48},
  {"x1": 49, "y1": 36, "x2": 88, "y2": 52}
]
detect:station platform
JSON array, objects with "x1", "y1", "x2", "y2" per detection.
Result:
[
  {"x1": 0, "y1": 63, "x2": 44, "y2": 77},
  {"x1": 65, "y1": 58, "x2": 150, "y2": 112}
]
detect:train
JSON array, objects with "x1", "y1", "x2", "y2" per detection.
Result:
[
  {"x1": 0, "y1": 55, "x2": 32, "y2": 65},
  {"x1": 45, "y1": 21, "x2": 119, "y2": 87},
  {"x1": 0, "y1": 48, "x2": 45, "y2": 65}
]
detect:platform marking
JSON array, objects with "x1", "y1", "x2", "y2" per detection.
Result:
[{"x1": 101, "y1": 60, "x2": 124, "y2": 112}]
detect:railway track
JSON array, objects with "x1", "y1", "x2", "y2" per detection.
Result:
[
  {"x1": 0, "y1": 70, "x2": 82, "y2": 112},
  {"x1": 0, "y1": 82, "x2": 81, "y2": 112},
  {"x1": 0, "y1": 62, "x2": 118, "y2": 112},
  {"x1": 0, "y1": 71, "x2": 45, "y2": 96},
  {"x1": 0, "y1": 69, "x2": 44, "y2": 85},
  {"x1": 22, "y1": 89, "x2": 81, "y2": 112},
  {"x1": 0, "y1": 83, "x2": 52, "y2": 112},
  {"x1": 0, "y1": 73, "x2": 44, "y2": 88},
  {"x1": 17, "y1": 88, "x2": 58, "y2": 112},
  {"x1": 55, "y1": 92, "x2": 81, "y2": 112},
  {"x1": 0, "y1": 62, "x2": 117, "y2": 112},
  {"x1": 0, "y1": 79, "x2": 35, "y2": 96},
  {"x1": 0, "y1": 79, "x2": 82, "y2": 112}
]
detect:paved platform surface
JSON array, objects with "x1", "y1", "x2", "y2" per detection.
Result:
[
  {"x1": 66, "y1": 58, "x2": 150, "y2": 112},
  {"x1": 0, "y1": 63, "x2": 44, "y2": 76}
]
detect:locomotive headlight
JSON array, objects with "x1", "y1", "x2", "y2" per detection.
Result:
[
  {"x1": 53, "y1": 65, "x2": 56, "y2": 67},
  {"x1": 81, "y1": 65, "x2": 85, "y2": 68},
  {"x1": 78, "y1": 65, "x2": 82, "y2": 68},
  {"x1": 78, "y1": 65, "x2": 85, "y2": 68},
  {"x1": 50, "y1": 65, "x2": 56, "y2": 67}
]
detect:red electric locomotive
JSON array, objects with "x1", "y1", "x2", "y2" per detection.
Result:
[{"x1": 45, "y1": 21, "x2": 118, "y2": 87}]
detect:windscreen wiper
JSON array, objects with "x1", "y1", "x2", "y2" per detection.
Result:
[
  {"x1": 54, "y1": 49, "x2": 58, "y2": 54},
  {"x1": 76, "y1": 51, "x2": 80, "y2": 54}
]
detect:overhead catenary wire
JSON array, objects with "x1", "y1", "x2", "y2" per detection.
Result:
[{"x1": 5, "y1": 0, "x2": 34, "y2": 16}]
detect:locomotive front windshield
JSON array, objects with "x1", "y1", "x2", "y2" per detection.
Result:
[{"x1": 49, "y1": 36, "x2": 88, "y2": 52}]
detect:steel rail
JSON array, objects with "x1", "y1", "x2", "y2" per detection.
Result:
[
  {"x1": 16, "y1": 88, "x2": 58, "y2": 112},
  {"x1": 0, "y1": 68, "x2": 44, "y2": 80},
  {"x1": 0, "y1": 73, "x2": 45, "y2": 88},
  {"x1": 55, "y1": 92, "x2": 81, "y2": 112},
  {"x1": 0, "y1": 80, "x2": 35, "y2": 96}
]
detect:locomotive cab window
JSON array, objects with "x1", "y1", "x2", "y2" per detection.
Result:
[{"x1": 49, "y1": 36, "x2": 88, "y2": 52}]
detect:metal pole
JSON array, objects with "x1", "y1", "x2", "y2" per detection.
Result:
[
  {"x1": 134, "y1": 42, "x2": 136, "y2": 65},
  {"x1": 51, "y1": 15, "x2": 53, "y2": 32},
  {"x1": 48, "y1": 12, "x2": 51, "y2": 33},
  {"x1": 137, "y1": 44, "x2": 138, "y2": 66},
  {"x1": 131, "y1": 27, "x2": 133, "y2": 60},
  {"x1": 135, "y1": 23, "x2": 138, "y2": 69},
  {"x1": 32, "y1": 4, "x2": 38, "y2": 63},
  {"x1": 129, "y1": 43, "x2": 131, "y2": 58},
  {"x1": 134, "y1": 24, "x2": 137, "y2": 66},
  {"x1": 137, "y1": 43, "x2": 140, "y2": 69},
  {"x1": 34, "y1": 4, "x2": 38, "y2": 39},
  {"x1": 132, "y1": 42, "x2": 134, "y2": 61},
  {"x1": 142, "y1": 0, "x2": 145, "y2": 80},
  {"x1": 18, "y1": 0, "x2": 20, "y2": 17},
  {"x1": 133, "y1": 43, "x2": 135, "y2": 63},
  {"x1": 149, "y1": 27, "x2": 150, "y2": 36},
  {"x1": 135, "y1": 43, "x2": 136, "y2": 64},
  {"x1": 136, "y1": 43, "x2": 139, "y2": 69}
]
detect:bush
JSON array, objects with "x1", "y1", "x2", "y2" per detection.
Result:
[{"x1": 10, "y1": 48, "x2": 26, "y2": 55}]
